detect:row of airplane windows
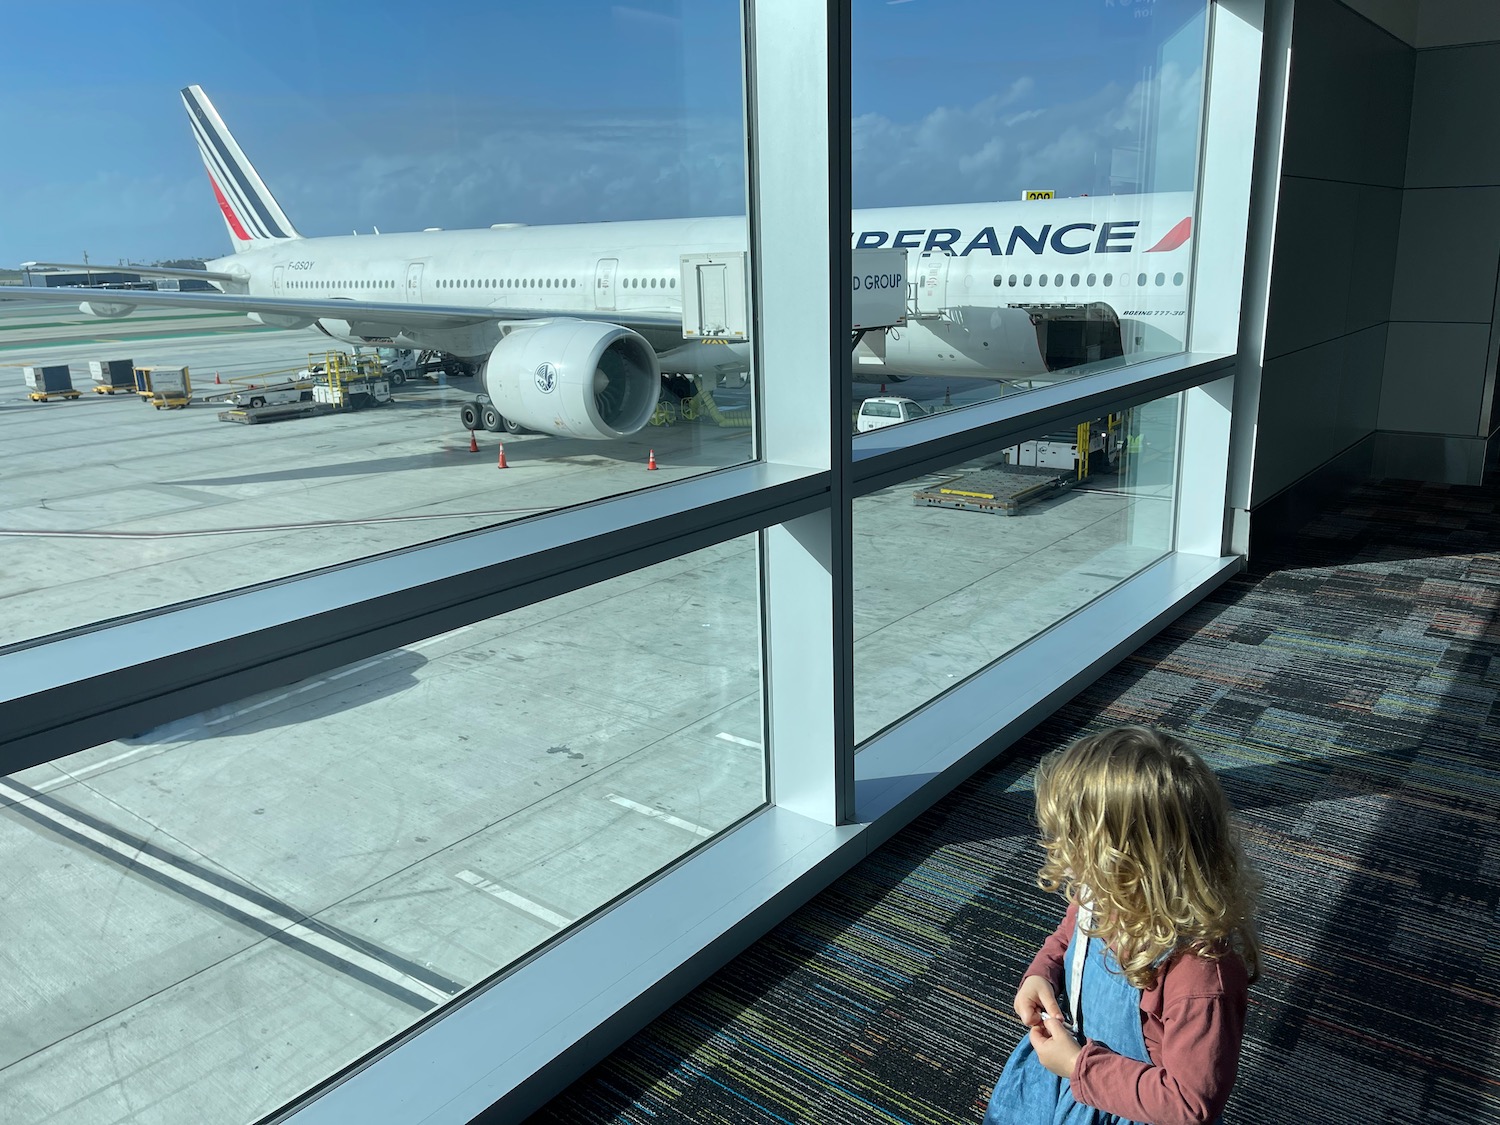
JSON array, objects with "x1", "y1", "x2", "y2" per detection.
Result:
[
  {"x1": 284, "y1": 277, "x2": 682, "y2": 292},
  {"x1": 993, "y1": 271, "x2": 1186, "y2": 288},
  {"x1": 287, "y1": 280, "x2": 397, "y2": 289}
]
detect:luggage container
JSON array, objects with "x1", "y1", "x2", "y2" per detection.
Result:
[
  {"x1": 90, "y1": 358, "x2": 136, "y2": 393},
  {"x1": 25, "y1": 364, "x2": 80, "y2": 401},
  {"x1": 146, "y1": 366, "x2": 192, "y2": 409}
]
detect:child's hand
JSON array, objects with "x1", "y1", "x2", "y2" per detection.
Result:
[
  {"x1": 1012, "y1": 974, "x2": 1065, "y2": 1028},
  {"x1": 1029, "y1": 1013, "x2": 1083, "y2": 1079}
]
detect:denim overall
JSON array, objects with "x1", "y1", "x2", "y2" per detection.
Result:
[{"x1": 981, "y1": 905, "x2": 1152, "y2": 1125}]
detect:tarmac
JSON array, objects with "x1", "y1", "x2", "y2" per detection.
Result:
[{"x1": 0, "y1": 298, "x2": 1173, "y2": 1124}]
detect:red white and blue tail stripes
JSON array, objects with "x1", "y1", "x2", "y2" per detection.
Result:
[{"x1": 181, "y1": 85, "x2": 301, "y2": 251}]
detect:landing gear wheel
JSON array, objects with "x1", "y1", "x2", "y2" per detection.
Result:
[
  {"x1": 480, "y1": 404, "x2": 503, "y2": 432},
  {"x1": 502, "y1": 414, "x2": 525, "y2": 435},
  {"x1": 458, "y1": 401, "x2": 481, "y2": 430}
]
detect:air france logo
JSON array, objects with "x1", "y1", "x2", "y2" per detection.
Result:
[
  {"x1": 849, "y1": 218, "x2": 1190, "y2": 257},
  {"x1": 535, "y1": 362, "x2": 558, "y2": 394}
]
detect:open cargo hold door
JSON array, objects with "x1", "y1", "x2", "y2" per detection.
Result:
[
  {"x1": 1013, "y1": 302, "x2": 1125, "y2": 371},
  {"x1": 914, "y1": 251, "x2": 951, "y2": 318}
]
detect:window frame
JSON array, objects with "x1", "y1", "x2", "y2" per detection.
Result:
[{"x1": 0, "y1": 3, "x2": 1274, "y2": 1122}]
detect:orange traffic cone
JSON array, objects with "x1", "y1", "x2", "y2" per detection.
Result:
[
  {"x1": 497, "y1": 442, "x2": 508, "y2": 469},
  {"x1": 468, "y1": 430, "x2": 478, "y2": 453},
  {"x1": 215, "y1": 372, "x2": 221, "y2": 384},
  {"x1": 647, "y1": 449, "x2": 658, "y2": 471}
]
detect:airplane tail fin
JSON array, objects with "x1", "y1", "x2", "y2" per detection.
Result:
[{"x1": 181, "y1": 85, "x2": 303, "y2": 252}]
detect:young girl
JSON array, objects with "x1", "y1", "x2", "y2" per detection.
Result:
[{"x1": 982, "y1": 726, "x2": 1262, "y2": 1125}]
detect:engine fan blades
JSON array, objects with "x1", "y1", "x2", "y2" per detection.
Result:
[{"x1": 594, "y1": 363, "x2": 629, "y2": 424}]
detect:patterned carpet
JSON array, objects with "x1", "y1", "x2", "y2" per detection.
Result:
[{"x1": 529, "y1": 477, "x2": 1500, "y2": 1125}]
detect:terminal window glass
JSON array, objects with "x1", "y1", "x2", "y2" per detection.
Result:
[
  {"x1": 0, "y1": 0, "x2": 755, "y2": 650},
  {"x1": 853, "y1": 393, "x2": 1182, "y2": 741},
  {"x1": 851, "y1": 0, "x2": 1209, "y2": 414},
  {"x1": 0, "y1": 537, "x2": 766, "y2": 1122}
]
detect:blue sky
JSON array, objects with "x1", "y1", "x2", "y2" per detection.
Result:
[{"x1": 0, "y1": 0, "x2": 1206, "y2": 264}]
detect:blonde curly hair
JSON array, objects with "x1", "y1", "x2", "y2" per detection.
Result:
[{"x1": 1034, "y1": 726, "x2": 1262, "y2": 990}]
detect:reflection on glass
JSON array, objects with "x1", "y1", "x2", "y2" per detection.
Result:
[
  {"x1": 1, "y1": 2, "x2": 752, "y2": 649},
  {"x1": 0, "y1": 537, "x2": 764, "y2": 1124},
  {"x1": 850, "y1": 0, "x2": 1208, "y2": 426},
  {"x1": 853, "y1": 394, "x2": 1181, "y2": 741}
]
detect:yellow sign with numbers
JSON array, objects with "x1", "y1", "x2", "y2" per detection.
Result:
[{"x1": 1022, "y1": 190, "x2": 1055, "y2": 200}]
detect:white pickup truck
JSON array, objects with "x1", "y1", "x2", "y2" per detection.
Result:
[{"x1": 856, "y1": 396, "x2": 930, "y2": 432}]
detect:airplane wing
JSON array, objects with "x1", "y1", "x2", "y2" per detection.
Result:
[
  {"x1": 0, "y1": 283, "x2": 682, "y2": 336},
  {"x1": 20, "y1": 261, "x2": 243, "y2": 285}
]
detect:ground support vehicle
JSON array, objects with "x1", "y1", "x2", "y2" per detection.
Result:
[
  {"x1": 1003, "y1": 422, "x2": 1114, "y2": 474},
  {"x1": 306, "y1": 351, "x2": 393, "y2": 410},
  {"x1": 223, "y1": 380, "x2": 314, "y2": 409},
  {"x1": 218, "y1": 402, "x2": 335, "y2": 425},
  {"x1": 857, "y1": 395, "x2": 930, "y2": 432},
  {"x1": 913, "y1": 465, "x2": 1081, "y2": 517},
  {"x1": 371, "y1": 347, "x2": 422, "y2": 385}
]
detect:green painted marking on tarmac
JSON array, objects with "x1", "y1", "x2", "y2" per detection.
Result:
[
  {"x1": 0, "y1": 312, "x2": 231, "y2": 331},
  {"x1": 0, "y1": 325, "x2": 277, "y2": 352}
]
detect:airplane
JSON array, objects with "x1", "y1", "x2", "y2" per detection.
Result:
[{"x1": 6, "y1": 86, "x2": 1195, "y2": 441}]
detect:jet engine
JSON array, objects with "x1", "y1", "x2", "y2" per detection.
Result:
[{"x1": 483, "y1": 319, "x2": 660, "y2": 440}]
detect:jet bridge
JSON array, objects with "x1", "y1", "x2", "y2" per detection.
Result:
[{"x1": 679, "y1": 248, "x2": 908, "y2": 342}]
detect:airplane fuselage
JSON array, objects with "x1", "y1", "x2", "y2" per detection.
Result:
[{"x1": 208, "y1": 192, "x2": 1194, "y2": 381}]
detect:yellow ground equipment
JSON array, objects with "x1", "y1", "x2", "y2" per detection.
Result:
[
  {"x1": 308, "y1": 351, "x2": 392, "y2": 409},
  {"x1": 25, "y1": 364, "x2": 80, "y2": 401},
  {"x1": 135, "y1": 366, "x2": 192, "y2": 409}
]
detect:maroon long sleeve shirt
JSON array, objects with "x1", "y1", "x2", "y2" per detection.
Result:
[{"x1": 1023, "y1": 900, "x2": 1249, "y2": 1125}]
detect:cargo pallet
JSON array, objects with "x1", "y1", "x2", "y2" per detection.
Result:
[
  {"x1": 28, "y1": 390, "x2": 82, "y2": 402},
  {"x1": 913, "y1": 465, "x2": 1080, "y2": 516},
  {"x1": 218, "y1": 401, "x2": 336, "y2": 425}
]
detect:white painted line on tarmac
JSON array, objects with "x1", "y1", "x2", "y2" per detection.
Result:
[
  {"x1": 31, "y1": 744, "x2": 157, "y2": 793},
  {"x1": 454, "y1": 869, "x2": 573, "y2": 929},
  {"x1": 0, "y1": 778, "x2": 452, "y2": 1005},
  {"x1": 407, "y1": 623, "x2": 477, "y2": 653},
  {"x1": 715, "y1": 732, "x2": 763, "y2": 750},
  {"x1": 196, "y1": 653, "x2": 390, "y2": 731},
  {"x1": 606, "y1": 793, "x2": 714, "y2": 838}
]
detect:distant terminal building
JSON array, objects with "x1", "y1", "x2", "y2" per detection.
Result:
[
  {"x1": 24, "y1": 269, "x2": 149, "y2": 289},
  {"x1": 21, "y1": 269, "x2": 215, "y2": 291}
]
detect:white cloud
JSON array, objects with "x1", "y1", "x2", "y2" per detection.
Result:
[{"x1": 852, "y1": 61, "x2": 1202, "y2": 207}]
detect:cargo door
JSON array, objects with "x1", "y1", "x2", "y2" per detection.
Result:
[
  {"x1": 405, "y1": 261, "x2": 425, "y2": 304},
  {"x1": 272, "y1": 265, "x2": 285, "y2": 295},
  {"x1": 915, "y1": 252, "x2": 950, "y2": 317},
  {"x1": 594, "y1": 258, "x2": 618, "y2": 311}
]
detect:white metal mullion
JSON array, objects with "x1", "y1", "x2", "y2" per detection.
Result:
[
  {"x1": 852, "y1": 352, "x2": 1236, "y2": 497},
  {"x1": 749, "y1": 0, "x2": 854, "y2": 826},
  {"x1": 1172, "y1": 0, "x2": 1271, "y2": 555},
  {"x1": 1215, "y1": 0, "x2": 1289, "y2": 552}
]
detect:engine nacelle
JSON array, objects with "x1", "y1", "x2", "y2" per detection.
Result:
[
  {"x1": 484, "y1": 319, "x2": 660, "y2": 440},
  {"x1": 78, "y1": 300, "x2": 137, "y2": 319}
]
